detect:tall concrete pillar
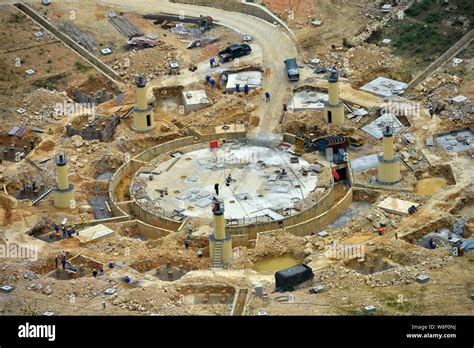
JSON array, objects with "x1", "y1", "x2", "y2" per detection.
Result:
[
  {"x1": 377, "y1": 125, "x2": 401, "y2": 184},
  {"x1": 209, "y1": 198, "x2": 232, "y2": 266},
  {"x1": 53, "y1": 152, "x2": 75, "y2": 209},
  {"x1": 324, "y1": 69, "x2": 345, "y2": 126},
  {"x1": 132, "y1": 74, "x2": 155, "y2": 133}
]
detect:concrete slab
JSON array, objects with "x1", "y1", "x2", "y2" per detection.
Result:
[
  {"x1": 416, "y1": 275, "x2": 430, "y2": 283},
  {"x1": 214, "y1": 123, "x2": 246, "y2": 134},
  {"x1": 435, "y1": 129, "x2": 473, "y2": 153},
  {"x1": 288, "y1": 89, "x2": 328, "y2": 112},
  {"x1": 182, "y1": 90, "x2": 210, "y2": 113},
  {"x1": 75, "y1": 224, "x2": 115, "y2": 244},
  {"x1": 361, "y1": 113, "x2": 404, "y2": 139},
  {"x1": 452, "y1": 95, "x2": 469, "y2": 106},
  {"x1": 378, "y1": 197, "x2": 419, "y2": 215},
  {"x1": 104, "y1": 288, "x2": 117, "y2": 295},
  {"x1": 134, "y1": 144, "x2": 318, "y2": 223},
  {"x1": 0, "y1": 285, "x2": 14, "y2": 293},
  {"x1": 318, "y1": 231, "x2": 329, "y2": 237},
  {"x1": 364, "y1": 305, "x2": 376, "y2": 313},
  {"x1": 360, "y1": 77, "x2": 407, "y2": 98},
  {"x1": 350, "y1": 154, "x2": 379, "y2": 172},
  {"x1": 226, "y1": 71, "x2": 263, "y2": 93}
]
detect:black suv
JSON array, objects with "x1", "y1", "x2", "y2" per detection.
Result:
[{"x1": 218, "y1": 44, "x2": 252, "y2": 62}]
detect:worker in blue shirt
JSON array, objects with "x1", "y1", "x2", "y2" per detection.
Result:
[{"x1": 265, "y1": 91, "x2": 270, "y2": 102}]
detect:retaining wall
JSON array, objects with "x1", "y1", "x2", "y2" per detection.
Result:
[
  {"x1": 407, "y1": 29, "x2": 474, "y2": 90},
  {"x1": 109, "y1": 131, "x2": 352, "y2": 240},
  {"x1": 170, "y1": 0, "x2": 292, "y2": 36}
]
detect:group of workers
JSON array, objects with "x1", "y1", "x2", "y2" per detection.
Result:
[
  {"x1": 205, "y1": 73, "x2": 270, "y2": 101},
  {"x1": 52, "y1": 215, "x2": 86, "y2": 241},
  {"x1": 54, "y1": 251, "x2": 107, "y2": 278},
  {"x1": 206, "y1": 57, "x2": 271, "y2": 100},
  {"x1": 211, "y1": 174, "x2": 235, "y2": 197},
  {"x1": 53, "y1": 224, "x2": 79, "y2": 240}
]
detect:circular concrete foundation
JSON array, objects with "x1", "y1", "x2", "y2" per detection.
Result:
[{"x1": 131, "y1": 142, "x2": 319, "y2": 224}]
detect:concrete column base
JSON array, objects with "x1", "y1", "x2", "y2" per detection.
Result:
[{"x1": 53, "y1": 184, "x2": 75, "y2": 209}]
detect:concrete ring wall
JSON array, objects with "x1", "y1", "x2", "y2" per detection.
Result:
[{"x1": 108, "y1": 132, "x2": 352, "y2": 239}]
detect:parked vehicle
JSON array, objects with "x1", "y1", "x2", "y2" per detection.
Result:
[
  {"x1": 315, "y1": 67, "x2": 327, "y2": 74},
  {"x1": 218, "y1": 44, "x2": 252, "y2": 62},
  {"x1": 284, "y1": 58, "x2": 300, "y2": 81}
]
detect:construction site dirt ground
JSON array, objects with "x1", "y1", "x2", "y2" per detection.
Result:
[{"x1": 0, "y1": 0, "x2": 473, "y2": 319}]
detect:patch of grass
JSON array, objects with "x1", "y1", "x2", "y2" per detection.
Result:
[
  {"x1": 383, "y1": 294, "x2": 415, "y2": 313},
  {"x1": 404, "y1": 0, "x2": 433, "y2": 17},
  {"x1": 74, "y1": 61, "x2": 91, "y2": 72},
  {"x1": 32, "y1": 73, "x2": 66, "y2": 91},
  {"x1": 389, "y1": 21, "x2": 460, "y2": 61},
  {"x1": 382, "y1": 0, "x2": 473, "y2": 71}
]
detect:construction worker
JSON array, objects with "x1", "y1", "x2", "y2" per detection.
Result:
[
  {"x1": 264, "y1": 91, "x2": 270, "y2": 102},
  {"x1": 55, "y1": 228, "x2": 61, "y2": 241},
  {"x1": 92, "y1": 269, "x2": 98, "y2": 278},
  {"x1": 197, "y1": 249, "x2": 203, "y2": 258},
  {"x1": 226, "y1": 174, "x2": 233, "y2": 187},
  {"x1": 429, "y1": 106, "x2": 435, "y2": 119},
  {"x1": 184, "y1": 238, "x2": 190, "y2": 249},
  {"x1": 235, "y1": 83, "x2": 240, "y2": 93},
  {"x1": 244, "y1": 84, "x2": 249, "y2": 95},
  {"x1": 210, "y1": 57, "x2": 216, "y2": 68},
  {"x1": 214, "y1": 183, "x2": 219, "y2": 196},
  {"x1": 61, "y1": 225, "x2": 67, "y2": 239},
  {"x1": 80, "y1": 215, "x2": 86, "y2": 230},
  {"x1": 61, "y1": 256, "x2": 67, "y2": 270},
  {"x1": 429, "y1": 238, "x2": 435, "y2": 249},
  {"x1": 210, "y1": 79, "x2": 216, "y2": 88},
  {"x1": 55, "y1": 255, "x2": 59, "y2": 269},
  {"x1": 205, "y1": 75, "x2": 211, "y2": 84}
]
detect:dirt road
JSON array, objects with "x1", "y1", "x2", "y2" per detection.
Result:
[{"x1": 90, "y1": 0, "x2": 298, "y2": 136}]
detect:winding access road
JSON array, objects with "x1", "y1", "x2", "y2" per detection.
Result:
[{"x1": 88, "y1": 0, "x2": 298, "y2": 136}]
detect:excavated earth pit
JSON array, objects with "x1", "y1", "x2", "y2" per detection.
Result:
[
  {"x1": 130, "y1": 258, "x2": 202, "y2": 282},
  {"x1": 414, "y1": 164, "x2": 456, "y2": 196},
  {"x1": 180, "y1": 285, "x2": 236, "y2": 305},
  {"x1": 401, "y1": 216, "x2": 467, "y2": 248},
  {"x1": 344, "y1": 247, "x2": 416, "y2": 275},
  {"x1": 31, "y1": 253, "x2": 102, "y2": 279}
]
